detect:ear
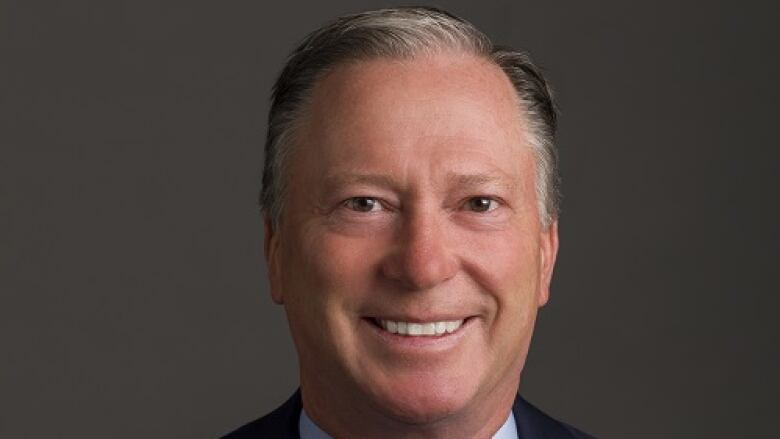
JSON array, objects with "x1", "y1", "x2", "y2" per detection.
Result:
[
  {"x1": 537, "y1": 219, "x2": 560, "y2": 307},
  {"x1": 264, "y1": 216, "x2": 285, "y2": 304}
]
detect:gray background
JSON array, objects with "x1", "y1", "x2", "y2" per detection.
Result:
[{"x1": 2, "y1": 1, "x2": 778, "y2": 437}]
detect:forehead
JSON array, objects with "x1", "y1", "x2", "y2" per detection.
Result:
[
  {"x1": 292, "y1": 53, "x2": 533, "y2": 187},
  {"x1": 306, "y1": 53, "x2": 524, "y2": 136},
  {"x1": 314, "y1": 52, "x2": 518, "y2": 100}
]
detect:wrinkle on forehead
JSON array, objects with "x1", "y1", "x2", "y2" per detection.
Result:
[{"x1": 320, "y1": 170, "x2": 519, "y2": 193}]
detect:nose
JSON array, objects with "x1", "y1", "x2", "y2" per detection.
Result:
[{"x1": 380, "y1": 209, "x2": 459, "y2": 290}]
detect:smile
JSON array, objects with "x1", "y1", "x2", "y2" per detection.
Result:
[{"x1": 373, "y1": 318, "x2": 465, "y2": 336}]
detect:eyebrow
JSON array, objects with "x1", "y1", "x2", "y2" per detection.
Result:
[
  {"x1": 321, "y1": 172, "x2": 517, "y2": 192},
  {"x1": 445, "y1": 172, "x2": 516, "y2": 192},
  {"x1": 322, "y1": 173, "x2": 398, "y2": 190}
]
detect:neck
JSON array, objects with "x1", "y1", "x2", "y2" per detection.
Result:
[{"x1": 300, "y1": 372, "x2": 520, "y2": 439}]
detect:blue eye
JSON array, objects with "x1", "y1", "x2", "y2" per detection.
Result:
[
  {"x1": 346, "y1": 197, "x2": 382, "y2": 212},
  {"x1": 467, "y1": 197, "x2": 498, "y2": 212}
]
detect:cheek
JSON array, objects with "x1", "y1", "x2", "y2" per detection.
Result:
[
  {"x1": 462, "y1": 227, "x2": 542, "y2": 298},
  {"x1": 462, "y1": 228, "x2": 542, "y2": 346},
  {"x1": 280, "y1": 230, "x2": 382, "y2": 368},
  {"x1": 282, "y1": 229, "x2": 381, "y2": 316}
]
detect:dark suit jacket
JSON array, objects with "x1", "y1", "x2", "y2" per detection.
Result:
[{"x1": 223, "y1": 390, "x2": 594, "y2": 438}]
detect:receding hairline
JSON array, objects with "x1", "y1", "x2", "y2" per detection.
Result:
[
  {"x1": 261, "y1": 7, "x2": 559, "y2": 228},
  {"x1": 287, "y1": 52, "x2": 536, "y2": 169}
]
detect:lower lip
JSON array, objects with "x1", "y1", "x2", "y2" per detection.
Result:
[{"x1": 362, "y1": 317, "x2": 475, "y2": 351}]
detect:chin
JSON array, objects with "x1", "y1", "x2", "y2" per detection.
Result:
[{"x1": 362, "y1": 369, "x2": 481, "y2": 425}]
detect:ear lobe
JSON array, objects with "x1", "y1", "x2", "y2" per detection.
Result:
[
  {"x1": 537, "y1": 219, "x2": 560, "y2": 307},
  {"x1": 264, "y1": 216, "x2": 285, "y2": 304}
]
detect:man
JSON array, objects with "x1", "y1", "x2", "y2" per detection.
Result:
[{"x1": 225, "y1": 7, "x2": 593, "y2": 439}]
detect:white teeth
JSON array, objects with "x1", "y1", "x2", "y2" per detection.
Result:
[
  {"x1": 386, "y1": 320, "x2": 398, "y2": 333},
  {"x1": 421, "y1": 323, "x2": 435, "y2": 335},
  {"x1": 377, "y1": 319, "x2": 465, "y2": 336},
  {"x1": 445, "y1": 321, "x2": 460, "y2": 332}
]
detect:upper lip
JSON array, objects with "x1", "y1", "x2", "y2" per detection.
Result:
[{"x1": 366, "y1": 315, "x2": 473, "y2": 323}]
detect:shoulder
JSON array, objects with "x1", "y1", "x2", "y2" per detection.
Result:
[
  {"x1": 513, "y1": 395, "x2": 596, "y2": 439},
  {"x1": 220, "y1": 391, "x2": 302, "y2": 439}
]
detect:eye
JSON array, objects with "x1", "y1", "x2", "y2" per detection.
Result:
[
  {"x1": 344, "y1": 197, "x2": 383, "y2": 212},
  {"x1": 465, "y1": 197, "x2": 499, "y2": 213}
]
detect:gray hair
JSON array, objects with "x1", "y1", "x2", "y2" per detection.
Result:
[{"x1": 261, "y1": 6, "x2": 559, "y2": 227}]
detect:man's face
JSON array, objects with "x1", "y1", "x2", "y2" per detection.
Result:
[{"x1": 266, "y1": 53, "x2": 558, "y2": 424}]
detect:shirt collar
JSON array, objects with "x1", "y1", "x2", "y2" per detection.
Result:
[
  {"x1": 299, "y1": 407, "x2": 518, "y2": 439},
  {"x1": 299, "y1": 407, "x2": 330, "y2": 439}
]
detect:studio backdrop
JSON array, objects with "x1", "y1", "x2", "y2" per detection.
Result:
[{"x1": 2, "y1": 1, "x2": 778, "y2": 437}]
